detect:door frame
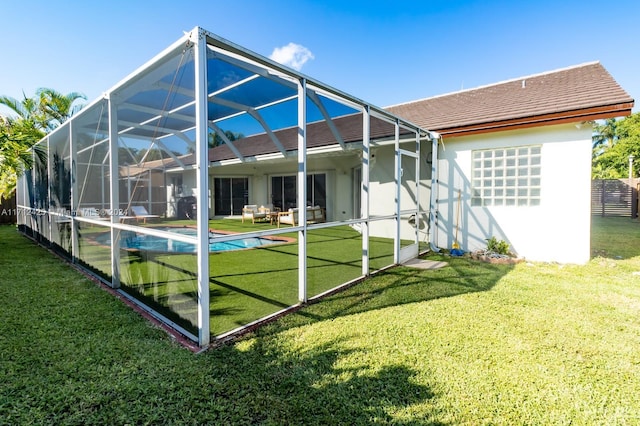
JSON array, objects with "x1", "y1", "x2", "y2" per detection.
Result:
[{"x1": 396, "y1": 148, "x2": 420, "y2": 264}]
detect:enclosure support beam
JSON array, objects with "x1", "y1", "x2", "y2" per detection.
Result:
[
  {"x1": 194, "y1": 28, "x2": 211, "y2": 348},
  {"x1": 428, "y1": 132, "x2": 441, "y2": 252},
  {"x1": 153, "y1": 138, "x2": 186, "y2": 169},
  {"x1": 247, "y1": 110, "x2": 288, "y2": 155},
  {"x1": 630, "y1": 155, "x2": 637, "y2": 218},
  {"x1": 361, "y1": 106, "x2": 370, "y2": 276},
  {"x1": 101, "y1": 164, "x2": 106, "y2": 209},
  {"x1": 108, "y1": 96, "x2": 121, "y2": 289},
  {"x1": 393, "y1": 121, "x2": 401, "y2": 265},
  {"x1": 209, "y1": 121, "x2": 245, "y2": 161},
  {"x1": 70, "y1": 120, "x2": 79, "y2": 262},
  {"x1": 415, "y1": 130, "x2": 421, "y2": 251},
  {"x1": 308, "y1": 91, "x2": 346, "y2": 149},
  {"x1": 207, "y1": 96, "x2": 287, "y2": 156},
  {"x1": 148, "y1": 171, "x2": 152, "y2": 213},
  {"x1": 298, "y1": 78, "x2": 308, "y2": 303},
  {"x1": 45, "y1": 137, "x2": 51, "y2": 243}
]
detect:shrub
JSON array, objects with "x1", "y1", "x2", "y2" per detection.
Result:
[{"x1": 486, "y1": 236, "x2": 510, "y2": 255}]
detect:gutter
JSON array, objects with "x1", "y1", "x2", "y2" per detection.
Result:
[{"x1": 435, "y1": 103, "x2": 635, "y2": 138}]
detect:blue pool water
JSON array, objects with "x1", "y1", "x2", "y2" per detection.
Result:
[{"x1": 95, "y1": 227, "x2": 285, "y2": 253}]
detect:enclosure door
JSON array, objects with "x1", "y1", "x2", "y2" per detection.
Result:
[
  {"x1": 214, "y1": 177, "x2": 248, "y2": 215},
  {"x1": 398, "y1": 150, "x2": 419, "y2": 264}
]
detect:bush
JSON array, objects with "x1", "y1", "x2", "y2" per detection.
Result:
[{"x1": 486, "y1": 236, "x2": 510, "y2": 255}]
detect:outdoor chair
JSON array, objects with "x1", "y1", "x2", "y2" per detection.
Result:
[
  {"x1": 277, "y1": 206, "x2": 325, "y2": 228},
  {"x1": 242, "y1": 204, "x2": 269, "y2": 223},
  {"x1": 129, "y1": 205, "x2": 160, "y2": 223}
]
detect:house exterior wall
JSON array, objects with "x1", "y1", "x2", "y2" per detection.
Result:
[
  {"x1": 436, "y1": 123, "x2": 593, "y2": 264},
  {"x1": 182, "y1": 170, "x2": 198, "y2": 198},
  {"x1": 180, "y1": 143, "x2": 436, "y2": 244},
  {"x1": 203, "y1": 153, "x2": 361, "y2": 221},
  {"x1": 369, "y1": 142, "x2": 432, "y2": 241}
]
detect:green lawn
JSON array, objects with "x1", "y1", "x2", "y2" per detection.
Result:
[
  {"x1": 71, "y1": 220, "x2": 397, "y2": 336},
  {"x1": 1, "y1": 216, "x2": 640, "y2": 424}
]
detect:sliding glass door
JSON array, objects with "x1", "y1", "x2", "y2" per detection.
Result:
[
  {"x1": 214, "y1": 177, "x2": 248, "y2": 215},
  {"x1": 307, "y1": 174, "x2": 326, "y2": 208},
  {"x1": 271, "y1": 174, "x2": 326, "y2": 211}
]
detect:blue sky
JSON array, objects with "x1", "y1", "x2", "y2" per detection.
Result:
[{"x1": 1, "y1": 0, "x2": 638, "y2": 117}]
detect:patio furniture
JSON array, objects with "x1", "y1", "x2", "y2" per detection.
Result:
[
  {"x1": 129, "y1": 205, "x2": 160, "y2": 223},
  {"x1": 277, "y1": 206, "x2": 325, "y2": 228},
  {"x1": 242, "y1": 205, "x2": 269, "y2": 223},
  {"x1": 267, "y1": 206, "x2": 281, "y2": 225},
  {"x1": 177, "y1": 196, "x2": 197, "y2": 219}
]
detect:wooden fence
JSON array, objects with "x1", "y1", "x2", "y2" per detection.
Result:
[{"x1": 592, "y1": 178, "x2": 639, "y2": 217}]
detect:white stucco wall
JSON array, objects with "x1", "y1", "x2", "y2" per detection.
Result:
[
  {"x1": 369, "y1": 142, "x2": 432, "y2": 241},
  {"x1": 182, "y1": 170, "x2": 197, "y2": 198},
  {"x1": 206, "y1": 154, "x2": 360, "y2": 221},
  {"x1": 436, "y1": 123, "x2": 593, "y2": 264},
  {"x1": 202, "y1": 143, "x2": 434, "y2": 242}
]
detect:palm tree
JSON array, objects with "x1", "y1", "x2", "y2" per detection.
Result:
[
  {"x1": 36, "y1": 88, "x2": 86, "y2": 131},
  {"x1": 0, "y1": 87, "x2": 85, "y2": 131},
  {"x1": 592, "y1": 118, "x2": 618, "y2": 150},
  {"x1": 0, "y1": 92, "x2": 47, "y2": 130},
  {"x1": 0, "y1": 88, "x2": 85, "y2": 199},
  {"x1": 0, "y1": 116, "x2": 45, "y2": 199}
]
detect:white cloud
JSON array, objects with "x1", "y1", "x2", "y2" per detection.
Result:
[{"x1": 269, "y1": 43, "x2": 314, "y2": 71}]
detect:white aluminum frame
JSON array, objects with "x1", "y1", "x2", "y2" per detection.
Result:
[
  {"x1": 16, "y1": 26, "x2": 435, "y2": 349},
  {"x1": 194, "y1": 28, "x2": 211, "y2": 346}
]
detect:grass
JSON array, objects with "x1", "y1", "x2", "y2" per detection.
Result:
[
  {"x1": 70, "y1": 220, "x2": 397, "y2": 336},
  {"x1": 1, "y1": 216, "x2": 640, "y2": 424}
]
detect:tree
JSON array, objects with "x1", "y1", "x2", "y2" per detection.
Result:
[
  {"x1": 0, "y1": 116, "x2": 45, "y2": 199},
  {"x1": 592, "y1": 112, "x2": 640, "y2": 179},
  {"x1": 0, "y1": 88, "x2": 85, "y2": 200},
  {"x1": 209, "y1": 129, "x2": 243, "y2": 148},
  {"x1": 0, "y1": 88, "x2": 85, "y2": 131},
  {"x1": 592, "y1": 118, "x2": 618, "y2": 150},
  {"x1": 0, "y1": 93, "x2": 47, "y2": 130},
  {"x1": 36, "y1": 88, "x2": 86, "y2": 131}
]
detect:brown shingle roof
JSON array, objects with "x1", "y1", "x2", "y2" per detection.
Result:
[
  {"x1": 143, "y1": 62, "x2": 634, "y2": 170},
  {"x1": 387, "y1": 62, "x2": 634, "y2": 137},
  {"x1": 207, "y1": 113, "x2": 415, "y2": 162},
  {"x1": 154, "y1": 113, "x2": 405, "y2": 167}
]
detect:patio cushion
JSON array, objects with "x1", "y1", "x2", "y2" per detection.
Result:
[
  {"x1": 242, "y1": 204, "x2": 268, "y2": 223},
  {"x1": 277, "y1": 206, "x2": 325, "y2": 227}
]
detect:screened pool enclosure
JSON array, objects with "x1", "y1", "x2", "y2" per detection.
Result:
[{"x1": 17, "y1": 27, "x2": 439, "y2": 347}]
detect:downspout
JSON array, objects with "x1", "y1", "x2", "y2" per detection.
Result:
[{"x1": 428, "y1": 131, "x2": 442, "y2": 252}]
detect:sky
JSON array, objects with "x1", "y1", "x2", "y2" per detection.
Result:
[{"x1": 1, "y1": 0, "x2": 638, "y2": 118}]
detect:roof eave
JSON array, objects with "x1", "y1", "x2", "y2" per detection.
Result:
[{"x1": 436, "y1": 101, "x2": 635, "y2": 138}]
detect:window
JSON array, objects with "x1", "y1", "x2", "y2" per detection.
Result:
[{"x1": 471, "y1": 146, "x2": 541, "y2": 207}]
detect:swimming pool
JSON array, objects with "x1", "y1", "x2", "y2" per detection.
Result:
[{"x1": 95, "y1": 227, "x2": 288, "y2": 253}]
